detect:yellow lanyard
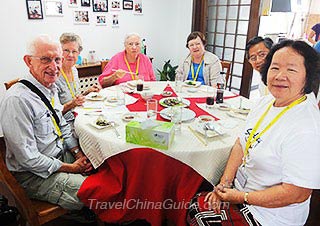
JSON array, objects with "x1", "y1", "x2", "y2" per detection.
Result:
[
  {"x1": 60, "y1": 69, "x2": 76, "y2": 98},
  {"x1": 124, "y1": 55, "x2": 140, "y2": 80},
  {"x1": 50, "y1": 97, "x2": 63, "y2": 141},
  {"x1": 244, "y1": 95, "x2": 306, "y2": 165},
  {"x1": 191, "y1": 57, "x2": 204, "y2": 81}
]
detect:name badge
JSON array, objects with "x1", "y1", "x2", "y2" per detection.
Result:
[{"x1": 235, "y1": 166, "x2": 248, "y2": 189}]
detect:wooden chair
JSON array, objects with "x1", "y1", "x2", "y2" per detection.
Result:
[
  {"x1": 100, "y1": 60, "x2": 109, "y2": 72},
  {"x1": 4, "y1": 78, "x2": 20, "y2": 90},
  {"x1": 221, "y1": 61, "x2": 232, "y2": 91},
  {"x1": 0, "y1": 137, "x2": 68, "y2": 226}
]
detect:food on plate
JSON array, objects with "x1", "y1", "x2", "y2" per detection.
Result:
[
  {"x1": 162, "y1": 91, "x2": 172, "y2": 96},
  {"x1": 125, "y1": 115, "x2": 134, "y2": 120},
  {"x1": 186, "y1": 81, "x2": 196, "y2": 86},
  {"x1": 198, "y1": 115, "x2": 214, "y2": 123},
  {"x1": 96, "y1": 117, "x2": 110, "y2": 126},
  {"x1": 163, "y1": 98, "x2": 183, "y2": 106}
]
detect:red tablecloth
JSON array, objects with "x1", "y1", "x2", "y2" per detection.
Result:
[
  {"x1": 78, "y1": 148, "x2": 210, "y2": 225},
  {"x1": 126, "y1": 84, "x2": 238, "y2": 121}
]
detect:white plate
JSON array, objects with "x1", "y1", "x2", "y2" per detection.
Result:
[
  {"x1": 232, "y1": 108, "x2": 250, "y2": 115},
  {"x1": 183, "y1": 80, "x2": 202, "y2": 87},
  {"x1": 122, "y1": 113, "x2": 137, "y2": 122},
  {"x1": 159, "y1": 97, "x2": 190, "y2": 108},
  {"x1": 89, "y1": 119, "x2": 114, "y2": 130},
  {"x1": 192, "y1": 122, "x2": 225, "y2": 138},
  {"x1": 86, "y1": 92, "x2": 105, "y2": 101},
  {"x1": 160, "y1": 108, "x2": 196, "y2": 122}
]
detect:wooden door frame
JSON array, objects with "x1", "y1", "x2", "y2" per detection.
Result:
[{"x1": 192, "y1": 0, "x2": 261, "y2": 98}]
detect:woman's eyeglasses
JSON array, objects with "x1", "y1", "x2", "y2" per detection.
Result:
[{"x1": 63, "y1": 49, "x2": 79, "y2": 55}]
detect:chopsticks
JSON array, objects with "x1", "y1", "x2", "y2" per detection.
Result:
[
  {"x1": 188, "y1": 126, "x2": 207, "y2": 146},
  {"x1": 112, "y1": 69, "x2": 136, "y2": 75}
]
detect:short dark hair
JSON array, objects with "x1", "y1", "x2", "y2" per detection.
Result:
[
  {"x1": 245, "y1": 36, "x2": 273, "y2": 59},
  {"x1": 261, "y1": 39, "x2": 320, "y2": 95},
  {"x1": 186, "y1": 31, "x2": 206, "y2": 48}
]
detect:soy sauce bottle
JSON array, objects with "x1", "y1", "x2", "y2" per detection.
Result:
[{"x1": 216, "y1": 83, "x2": 224, "y2": 104}]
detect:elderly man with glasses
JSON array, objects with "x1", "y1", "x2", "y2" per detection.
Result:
[
  {"x1": 0, "y1": 35, "x2": 94, "y2": 213},
  {"x1": 246, "y1": 36, "x2": 273, "y2": 96}
]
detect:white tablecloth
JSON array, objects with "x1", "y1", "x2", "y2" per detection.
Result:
[{"x1": 75, "y1": 81, "x2": 251, "y2": 184}]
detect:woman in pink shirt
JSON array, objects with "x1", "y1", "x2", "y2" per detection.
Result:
[{"x1": 99, "y1": 33, "x2": 156, "y2": 88}]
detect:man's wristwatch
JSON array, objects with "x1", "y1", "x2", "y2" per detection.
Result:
[
  {"x1": 72, "y1": 148, "x2": 80, "y2": 155},
  {"x1": 244, "y1": 192, "x2": 249, "y2": 205}
]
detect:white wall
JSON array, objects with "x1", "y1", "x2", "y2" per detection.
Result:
[{"x1": 0, "y1": 0, "x2": 192, "y2": 103}]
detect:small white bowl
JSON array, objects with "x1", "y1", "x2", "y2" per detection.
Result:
[
  {"x1": 140, "y1": 91, "x2": 154, "y2": 101},
  {"x1": 198, "y1": 115, "x2": 215, "y2": 123}
]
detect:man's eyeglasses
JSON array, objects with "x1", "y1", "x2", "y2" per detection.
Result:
[
  {"x1": 248, "y1": 51, "x2": 268, "y2": 62},
  {"x1": 63, "y1": 49, "x2": 79, "y2": 55},
  {"x1": 30, "y1": 56, "x2": 62, "y2": 64}
]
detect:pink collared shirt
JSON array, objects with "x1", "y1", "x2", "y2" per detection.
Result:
[{"x1": 98, "y1": 51, "x2": 156, "y2": 86}]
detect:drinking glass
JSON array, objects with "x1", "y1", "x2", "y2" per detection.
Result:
[
  {"x1": 175, "y1": 76, "x2": 183, "y2": 93},
  {"x1": 170, "y1": 106, "x2": 183, "y2": 132},
  {"x1": 117, "y1": 89, "x2": 125, "y2": 106},
  {"x1": 206, "y1": 86, "x2": 215, "y2": 109},
  {"x1": 147, "y1": 99, "x2": 158, "y2": 120},
  {"x1": 136, "y1": 74, "x2": 144, "y2": 92}
]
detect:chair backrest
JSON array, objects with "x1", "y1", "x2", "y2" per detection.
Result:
[
  {"x1": 0, "y1": 137, "x2": 67, "y2": 226},
  {"x1": 4, "y1": 78, "x2": 20, "y2": 90},
  {"x1": 221, "y1": 61, "x2": 231, "y2": 91},
  {"x1": 100, "y1": 60, "x2": 109, "y2": 72}
]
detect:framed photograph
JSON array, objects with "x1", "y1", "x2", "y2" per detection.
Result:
[
  {"x1": 112, "y1": 13, "x2": 119, "y2": 27},
  {"x1": 45, "y1": 0, "x2": 63, "y2": 16},
  {"x1": 95, "y1": 15, "x2": 107, "y2": 25},
  {"x1": 92, "y1": 0, "x2": 108, "y2": 12},
  {"x1": 133, "y1": 0, "x2": 142, "y2": 14},
  {"x1": 122, "y1": 0, "x2": 133, "y2": 10},
  {"x1": 68, "y1": 0, "x2": 78, "y2": 7},
  {"x1": 74, "y1": 10, "x2": 89, "y2": 24},
  {"x1": 111, "y1": 0, "x2": 120, "y2": 11},
  {"x1": 26, "y1": 0, "x2": 43, "y2": 19},
  {"x1": 81, "y1": 0, "x2": 90, "y2": 7}
]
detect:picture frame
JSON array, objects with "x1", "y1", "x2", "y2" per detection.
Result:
[
  {"x1": 111, "y1": 0, "x2": 121, "y2": 11},
  {"x1": 122, "y1": 0, "x2": 132, "y2": 10},
  {"x1": 81, "y1": 0, "x2": 91, "y2": 7},
  {"x1": 133, "y1": 0, "x2": 142, "y2": 14},
  {"x1": 95, "y1": 14, "x2": 107, "y2": 26},
  {"x1": 45, "y1": 0, "x2": 63, "y2": 16},
  {"x1": 92, "y1": 0, "x2": 108, "y2": 12},
  {"x1": 68, "y1": 0, "x2": 78, "y2": 7},
  {"x1": 112, "y1": 13, "x2": 119, "y2": 27},
  {"x1": 26, "y1": 0, "x2": 43, "y2": 19},
  {"x1": 74, "y1": 10, "x2": 89, "y2": 24}
]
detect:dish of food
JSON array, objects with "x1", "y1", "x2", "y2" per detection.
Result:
[
  {"x1": 159, "y1": 97, "x2": 190, "y2": 108},
  {"x1": 162, "y1": 91, "x2": 172, "y2": 97},
  {"x1": 122, "y1": 113, "x2": 137, "y2": 122},
  {"x1": 106, "y1": 96, "x2": 118, "y2": 103},
  {"x1": 216, "y1": 103, "x2": 231, "y2": 111},
  {"x1": 86, "y1": 92, "x2": 105, "y2": 101},
  {"x1": 90, "y1": 116, "x2": 114, "y2": 129},
  {"x1": 183, "y1": 80, "x2": 201, "y2": 87},
  {"x1": 198, "y1": 115, "x2": 215, "y2": 123},
  {"x1": 160, "y1": 108, "x2": 196, "y2": 122}
]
